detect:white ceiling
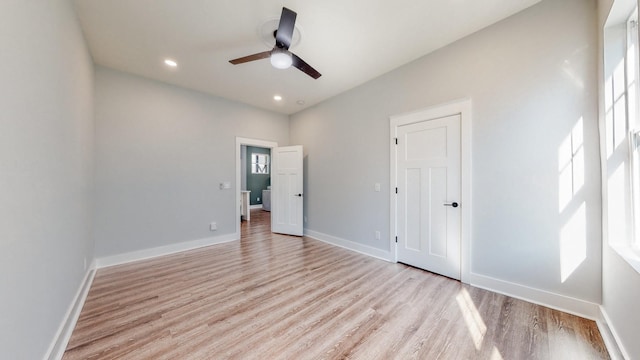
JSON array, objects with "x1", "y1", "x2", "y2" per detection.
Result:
[{"x1": 73, "y1": 0, "x2": 541, "y2": 115}]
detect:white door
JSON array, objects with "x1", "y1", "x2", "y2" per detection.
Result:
[
  {"x1": 395, "y1": 114, "x2": 461, "y2": 279},
  {"x1": 271, "y1": 145, "x2": 304, "y2": 236}
]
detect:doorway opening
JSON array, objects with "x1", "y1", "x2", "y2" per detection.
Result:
[
  {"x1": 241, "y1": 145, "x2": 272, "y2": 220},
  {"x1": 235, "y1": 137, "x2": 278, "y2": 238},
  {"x1": 241, "y1": 208, "x2": 272, "y2": 239}
]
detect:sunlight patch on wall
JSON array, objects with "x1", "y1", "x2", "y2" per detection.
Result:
[
  {"x1": 560, "y1": 203, "x2": 587, "y2": 282},
  {"x1": 558, "y1": 118, "x2": 585, "y2": 212},
  {"x1": 558, "y1": 117, "x2": 586, "y2": 282}
]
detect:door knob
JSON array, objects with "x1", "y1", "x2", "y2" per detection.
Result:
[
  {"x1": 444, "y1": 202, "x2": 459, "y2": 208},
  {"x1": 295, "y1": 193, "x2": 303, "y2": 197}
]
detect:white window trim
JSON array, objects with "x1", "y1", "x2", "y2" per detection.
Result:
[{"x1": 616, "y1": 7, "x2": 640, "y2": 273}]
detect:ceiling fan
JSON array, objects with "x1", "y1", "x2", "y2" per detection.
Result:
[{"x1": 229, "y1": 7, "x2": 321, "y2": 79}]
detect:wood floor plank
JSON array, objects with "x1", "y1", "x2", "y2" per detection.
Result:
[{"x1": 64, "y1": 209, "x2": 609, "y2": 359}]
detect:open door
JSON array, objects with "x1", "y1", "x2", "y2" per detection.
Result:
[{"x1": 271, "y1": 145, "x2": 304, "y2": 236}]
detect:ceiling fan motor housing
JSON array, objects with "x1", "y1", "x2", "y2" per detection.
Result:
[{"x1": 229, "y1": 7, "x2": 321, "y2": 79}]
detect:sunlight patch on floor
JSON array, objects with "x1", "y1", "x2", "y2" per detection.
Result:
[
  {"x1": 490, "y1": 346, "x2": 505, "y2": 360},
  {"x1": 456, "y1": 288, "x2": 487, "y2": 350}
]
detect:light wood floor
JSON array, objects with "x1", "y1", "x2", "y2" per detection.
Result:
[{"x1": 64, "y1": 209, "x2": 609, "y2": 359}]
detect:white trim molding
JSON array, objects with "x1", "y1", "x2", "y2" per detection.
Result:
[
  {"x1": 597, "y1": 307, "x2": 630, "y2": 360},
  {"x1": 469, "y1": 272, "x2": 600, "y2": 320},
  {"x1": 96, "y1": 233, "x2": 238, "y2": 268},
  {"x1": 45, "y1": 261, "x2": 96, "y2": 360},
  {"x1": 304, "y1": 229, "x2": 393, "y2": 262},
  {"x1": 389, "y1": 98, "x2": 472, "y2": 284}
]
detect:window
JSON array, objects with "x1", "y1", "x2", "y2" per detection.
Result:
[
  {"x1": 251, "y1": 153, "x2": 270, "y2": 174},
  {"x1": 604, "y1": 3, "x2": 640, "y2": 272},
  {"x1": 627, "y1": 8, "x2": 640, "y2": 250}
]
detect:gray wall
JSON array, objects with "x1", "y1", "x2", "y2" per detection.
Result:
[
  {"x1": 0, "y1": 0, "x2": 95, "y2": 358},
  {"x1": 290, "y1": 0, "x2": 601, "y2": 303},
  {"x1": 246, "y1": 146, "x2": 271, "y2": 205},
  {"x1": 598, "y1": 0, "x2": 640, "y2": 358},
  {"x1": 93, "y1": 67, "x2": 289, "y2": 257}
]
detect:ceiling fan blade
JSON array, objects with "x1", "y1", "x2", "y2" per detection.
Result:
[
  {"x1": 291, "y1": 53, "x2": 321, "y2": 79},
  {"x1": 229, "y1": 51, "x2": 271, "y2": 65},
  {"x1": 275, "y1": 7, "x2": 297, "y2": 50}
]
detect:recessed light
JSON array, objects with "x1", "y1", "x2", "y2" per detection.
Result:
[
  {"x1": 164, "y1": 59, "x2": 178, "y2": 68},
  {"x1": 273, "y1": 95, "x2": 283, "y2": 101}
]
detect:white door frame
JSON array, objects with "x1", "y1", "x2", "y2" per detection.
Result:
[
  {"x1": 389, "y1": 98, "x2": 472, "y2": 284},
  {"x1": 235, "y1": 137, "x2": 278, "y2": 238}
]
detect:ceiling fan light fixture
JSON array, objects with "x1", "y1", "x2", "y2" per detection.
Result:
[{"x1": 270, "y1": 49, "x2": 292, "y2": 69}]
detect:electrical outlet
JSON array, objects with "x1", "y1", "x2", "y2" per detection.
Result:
[
  {"x1": 375, "y1": 231, "x2": 381, "y2": 240},
  {"x1": 210, "y1": 222, "x2": 217, "y2": 231},
  {"x1": 257, "y1": 197, "x2": 260, "y2": 202},
  {"x1": 374, "y1": 183, "x2": 381, "y2": 192}
]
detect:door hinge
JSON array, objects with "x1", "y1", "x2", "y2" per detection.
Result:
[
  {"x1": 395, "y1": 137, "x2": 398, "y2": 145},
  {"x1": 395, "y1": 236, "x2": 398, "y2": 243},
  {"x1": 395, "y1": 187, "x2": 398, "y2": 194}
]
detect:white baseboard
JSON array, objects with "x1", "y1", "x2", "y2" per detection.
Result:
[
  {"x1": 597, "y1": 307, "x2": 629, "y2": 360},
  {"x1": 45, "y1": 260, "x2": 96, "y2": 360},
  {"x1": 249, "y1": 204, "x2": 263, "y2": 209},
  {"x1": 96, "y1": 233, "x2": 239, "y2": 268},
  {"x1": 469, "y1": 272, "x2": 600, "y2": 320},
  {"x1": 304, "y1": 229, "x2": 392, "y2": 262}
]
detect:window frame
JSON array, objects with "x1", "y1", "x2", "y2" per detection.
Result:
[
  {"x1": 628, "y1": 8, "x2": 640, "y2": 251},
  {"x1": 250, "y1": 153, "x2": 270, "y2": 175}
]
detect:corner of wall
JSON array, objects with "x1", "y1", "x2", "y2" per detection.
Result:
[
  {"x1": 597, "y1": 306, "x2": 629, "y2": 360},
  {"x1": 44, "y1": 263, "x2": 97, "y2": 360}
]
